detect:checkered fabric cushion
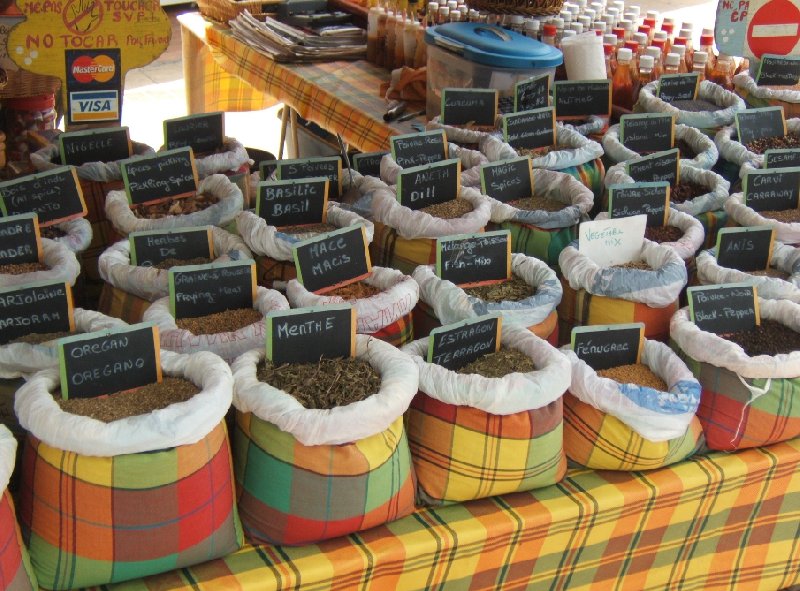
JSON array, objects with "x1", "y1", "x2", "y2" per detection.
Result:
[{"x1": 0, "y1": 492, "x2": 36, "y2": 591}]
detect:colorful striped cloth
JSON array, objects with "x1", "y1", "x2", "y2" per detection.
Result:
[
  {"x1": 493, "y1": 221, "x2": 578, "y2": 269},
  {"x1": 254, "y1": 254, "x2": 297, "y2": 288},
  {"x1": 675, "y1": 344, "x2": 800, "y2": 452},
  {"x1": 85, "y1": 439, "x2": 800, "y2": 591},
  {"x1": 369, "y1": 222, "x2": 440, "y2": 276},
  {"x1": 564, "y1": 394, "x2": 705, "y2": 471},
  {"x1": 369, "y1": 312, "x2": 414, "y2": 347},
  {"x1": 550, "y1": 158, "x2": 605, "y2": 203},
  {"x1": 234, "y1": 412, "x2": 416, "y2": 547},
  {"x1": 0, "y1": 492, "x2": 36, "y2": 591},
  {"x1": 408, "y1": 394, "x2": 565, "y2": 506},
  {"x1": 695, "y1": 209, "x2": 730, "y2": 249},
  {"x1": 558, "y1": 279, "x2": 678, "y2": 345},
  {"x1": 19, "y1": 423, "x2": 242, "y2": 590},
  {"x1": 97, "y1": 283, "x2": 152, "y2": 324}
]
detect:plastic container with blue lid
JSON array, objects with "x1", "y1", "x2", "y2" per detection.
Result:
[{"x1": 425, "y1": 23, "x2": 563, "y2": 119}]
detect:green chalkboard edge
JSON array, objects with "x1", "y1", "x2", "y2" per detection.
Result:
[
  {"x1": 396, "y1": 159, "x2": 462, "y2": 208},
  {"x1": 607, "y1": 181, "x2": 670, "y2": 227},
  {"x1": 756, "y1": 54, "x2": 800, "y2": 86},
  {"x1": 58, "y1": 126, "x2": 132, "y2": 166},
  {"x1": 656, "y1": 73, "x2": 700, "y2": 101},
  {"x1": 743, "y1": 165, "x2": 800, "y2": 209},
  {"x1": 163, "y1": 112, "x2": 225, "y2": 153},
  {"x1": 265, "y1": 303, "x2": 356, "y2": 362},
  {"x1": 501, "y1": 106, "x2": 556, "y2": 147},
  {"x1": 57, "y1": 321, "x2": 161, "y2": 400},
  {"x1": 291, "y1": 224, "x2": 372, "y2": 294},
  {"x1": 619, "y1": 113, "x2": 676, "y2": 149},
  {"x1": 0, "y1": 279, "x2": 76, "y2": 339},
  {"x1": 128, "y1": 226, "x2": 214, "y2": 267},
  {"x1": 735, "y1": 106, "x2": 787, "y2": 145},
  {"x1": 426, "y1": 314, "x2": 503, "y2": 365},
  {"x1": 352, "y1": 151, "x2": 388, "y2": 173},
  {"x1": 390, "y1": 129, "x2": 449, "y2": 163},
  {"x1": 624, "y1": 148, "x2": 681, "y2": 179},
  {"x1": 0, "y1": 166, "x2": 88, "y2": 227},
  {"x1": 120, "y1": 146, "x2": 198, "y2": 206},
  {"x1": 255, "y1": 177, "x2": 330, "y2": 226},
  {"x1": 714, "y1": 226, "x2": 775, "y2": 271},
  {"x1": 687, "y1": 282, "x2": 761, "y2": 329},
  {"x1": 434, "y1": 229, "x2": 512, "y2": 287},
  {"x1": 553, "y1": 80, "x2": 612, "y2": 118},
  {"x1": 0, "y1": 212, "x2": 44, "y2": 263},
  {"x1": 167, "y1": 258, "x2": 256, "y2": 319},
  {"x1": 513, "y1": 74, "x2": 550, "y2": 113},
  {"x1": 479, "y1": 156, "x2": 534, "y2": 198},
  {"x1": 570, "y1": 322, "x2": 645, "y2": 364},
  {"x1": 441, "y1": 88, "x2": 498, "y2": 126},
  {"x1": 764, "y1": 148, "x2": 800, "y2": 168},
  {"x1": 277, "y1": 156, "x2": 343, "y2": 199}
]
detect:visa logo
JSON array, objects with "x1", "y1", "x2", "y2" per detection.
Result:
[
  {"x1": 77, "y1": 99, "x2": 112, "y2": 112},
  {"x1": 69, "y1": 90, "x2": 119, "y2": 122}
]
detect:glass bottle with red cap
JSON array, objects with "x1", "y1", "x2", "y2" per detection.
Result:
[
  {"x1": 613, "y1": 47, "x2": 636, "y2": 110},
  {"x1": 623, "y1": 39, "x2": 640, "y2": 71},
  {"x1": 699, "y1": 32, "x2": 716, "y2": 77}
]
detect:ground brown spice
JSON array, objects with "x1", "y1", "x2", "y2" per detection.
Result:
[
  {"x1": 257, "y1": 357, "x2": 381, "y2": 409},
  {"x1": 132, "y1": 193, "x2": 219, "y2": 219},
  {"x1": 671, "y1": 180, "x2": 709, "y2": 204},
  {"x1": 463, "y1": 275, "x2": 535, "y2": 302},
  {"x1": 57, "y1": 377, "x2": 200, "y2": 422},
  {"x1": 277, "y1": 222, "x2": 338, "y2": 235},
  {"x1": 758, "y1": 209, "x2": 800, "y2": 223},
  {"x1": 597, "y1": 363, "x2": 668, "y2": 390},
  {"x1": 721, "y1": 319, "x2": 800, "y2": 356},
  {"x1": 152, "y1": 256, "x2": 212, "y2": 270},
  {"x1": 175, "y1": 307, "x2": 263, "y2": 335},
  {"x1": 10, "y1": 330, "x2": 76, "y2": 345},
  {"x1": 0, "y1": 261, "x2": 48, "y2": 275},
  {"x1": 420, "y1": 199, "x2": 474, "y2": 219},
  {"x1": 456, "y1": 347, "x2": 536, "y2": 377},
  {"x1": 612, "y1": 261, "x2": 653, "y2": 270},
  {"x1": 325, "y1": 281, "x2": 381, "y2": 299},
  {"x1": 645, "y1": 225, "x2": 684, "y2": 243},
  {"x1": 507, "y1": 196, "x2": 566, "y2": 212}
]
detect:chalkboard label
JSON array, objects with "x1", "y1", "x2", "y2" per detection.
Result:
[
  {"x1": 743, "y1": 167, "x2": 800, "y2": 212},
  {"x1": 620, "y1": 113, "x2": 675, "y2": 153},
  {"x1": 277, "y1": 156, "x2": 343, "y2": 200},
  {"x1": 735, "y1": 107, "x2": 786, "y2": 146},
  {"x1": 258, "y1": 159, "x2": 279, "y2": 180},
  {"x1": 656, "y1": 73, "x2": 700, "y2": 102},
  {"x1": 57, "y1": 323, "x2": 162, "y2": 400},
  {"x1": 625, "y1": 149, "x2": 681, "y2": 185},
  {"x1": 129, "y1": 227, "x2": 214, "y2": 267},
  {"x1": 756, "y1": 54, "x2": 800, "y2": 86},
  {"x1": 687, "y1": 283, "x2": 760, "y2": 335},
  {"x1": 121, "y1": 147, "x2": 198, "y2": 205},
  {"x1": 0, "y1": 213, "x2": 42, "y2": 265},
  {"x1": 164, "y1": 112, "x2": 225, "y2": 155},
  {"x1": 256, "y1": 178, "x2": 329, "y2": 227},
  {"x1": 441, "y1": 88, "x2": 498, "y2": 126},
  {"x1": 352, "y1": 151, "x2": 388, "y2": 176},
  {"x1": 266, "y1": 304, "x2": 356, "y2": 364},
  {"x1": 0, "y1": 167, "x2": 87, "y2": 227},
  {"x1": 427, "y1": 315, "x2": 502, "y2": 371},
  {"x1": 608, "y1": 182, "x2": 670, "y2": 227},
  {"x1": 0, "y1": 281, "x2": 74, "y2": 346},
  {"x1": 391, "y1": 130, "x2": 449, "y2": 168},
  {"x1": 436, "y1": 230, "x2": 511, "y2": 287},
  {"x1": 571, "y1": 323, "x2": 644, "y2": 371},
  {"x1": 502, "y1": 107, "x2": 556, "y2": 150},
  {"x1": 293, "y1": 225, "x2": 372, "y2": 294},
  {"x1": 715, "y1": 227, "x2": 775, "y2": 272},
  {"x1": 397, "y1": 159, "x2": 461, "y2": 211},
  {"x1": 59, "y1": 127, "x2": 132, "y2": 167},
  {"x1": 479, "y1": 157, "x2": 533, "y2": 203},
  {"x1": 765, "y1": 149, "x2": 800, "y2": 169},
  {"x1": 514, "y1": 74, "x2": 550, "y2": 112},
  {"x1": 553, "y1": 80, "x2": 612, "y2": 118},
  {"x1": 168, "y1": 259, "x2": 257, "y2": 319}
]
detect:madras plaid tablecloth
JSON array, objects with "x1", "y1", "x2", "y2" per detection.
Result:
[
  {"x1": 88, "y1": 439, "x2": 800, "y2": 591},
  {"x1": 179, "y1": 13, "x2": 422, "y2": 153}
]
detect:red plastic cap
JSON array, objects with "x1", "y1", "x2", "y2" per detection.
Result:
[
  {"x1": 643, "y1": 17, "x2": 656, "y2": 28},
  {"x1": 638, "y1": 25, "x2": 651, "y2": 34},
  {"x1": 603, "y1": 43, "x2": 614, "y2": 54},
  {"x1": 543, "y1": 24, "x2": 557, "y2": 36},
  {"x1": 700, "y1": 34, "x2": 714, "y2": 45},
  {"x1": 4, "y1": 94, "x2": 55, "y2": 111},
  {"x1": 653, "y1": 38, "x2": 666, "y2": 50},
  {"x1": 673, "y1": 36, "x2": 688, "y2": 46},
  {"x1": 661, "y1": 22, "x2": 674, "y2": 34},
  {"x1": 624, "y1": 40, "x2": 639, "y2": 51},
  {"x1": 612, "y1": 26, "x2": 625, "y2": 38}
]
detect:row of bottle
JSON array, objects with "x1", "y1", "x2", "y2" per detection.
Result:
[{"x1": 367, "y1": 1, "x2": 429, "y2": 69}]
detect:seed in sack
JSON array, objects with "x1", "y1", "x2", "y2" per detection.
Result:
[
  {"x1": 456, "y1": 347, "x2": 536, "y2": 378},
  {"x1": 0, "y1": 261, "x2": 48, "y2": 275},
  {"x1": 40, "y1": 226, "x2": 66, "y2": 239},
  {"x1": 675, "y1": 138, "x2": 698, "y2": 160},
  {"x1": 325, "y1": 280, "x2": 382, "y2": 299},
  {"x1": 152, "y1": 256, "x2": 212, "y2": 270},
  {"x1": 644, "y1": 225, "x2": 684, "y2": 243},
  {"x1": 745, "y1": 135, "x2": 800, "y2": 155},
  {"x1": 463, "y1": 274, "x2": 535, "y2": 303},
  {"x1": 10, "y1": 329, "x2": 78, "y2": 345},
  {"x1": 278, "y1": 223, "x2": 337, "y2": 236},
  {"x1": 56, "y1": 377, "x2": 200, "y2": 422},
  {"x1": 668, "y1": 98, "x2": 723, "y2": 112},
  {"x1": 517, "y1": 146, "x2": 557, "y2": 158},
  {"x1": 257, "y1": 357, "x2": 381, "y2": 409},
  {"x1": 507, "y1": 196, "x2": 567, "y2": 212},
  {"x1": 597, "y1": 363, "x2": 668, "y2": 390},
  {"x1": 671, "y1": 180, "x2": 710, "y2": 204},
  {"x1": 721, "y1": 318, "x2": 800, "y2": 356},
  {"x1": 611, "y1": 260, "x2": 653, "y2": 270},
  {"x1": 132, "y1": 192, "x2": 220, "y2": 219},
  {"x1": 175, "y1": 307, "x2": 263, "y2": 335},
  {"x1": 758, "y1": 209, "x2": 800, "y2": 223},
  {"x1": 420, "y1": 199, "x2": 474, "y2": 219}
]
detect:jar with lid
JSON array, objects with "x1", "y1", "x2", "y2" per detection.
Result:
[
  {"x1": 3, "y1": 94, "x2": 57, "y2": 163},
  {"x1": 613, "y1": 47, "x2": 636, "y2": 109}
]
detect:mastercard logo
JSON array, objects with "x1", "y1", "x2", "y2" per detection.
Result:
[{"x1": 71, "y1": 55, "x2": 115, "y2": 84}]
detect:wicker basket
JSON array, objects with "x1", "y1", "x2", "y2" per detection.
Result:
[
  {"x1": 0, "y1": 69, "x2": 61, "y2": 99},
  {"x1": 196, "y1": 0, "x2": 280, "y2": 22},
  {"x1": 466, "y1": 0, "x2": 563, "y2": 15}
]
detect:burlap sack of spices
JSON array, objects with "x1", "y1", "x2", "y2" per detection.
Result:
[
  {"x1": 734, "y1": 71, "x2": 800, "y2": 119},
  {"x1": 561, "y1": 339, "x2": 703, "y2": 470},
  {"x1": 14, "y1": 350, "x2": 242, "y2": 590},
  {"x1": 603, "y1": 123, "x2": 719, "y2": 169},
  {"x1": 1, "y1": 239, "x2": 80, "y2": 288},
  {"x1": 40, "y1": 218, "x2": 92, "y2": 254},
  {"x1": 231, "y1": 336, "x2": 418, "y2": 546},
  {"x1": 724, "y1": 192, "x2": 800, "y2": 245},
  {"x1": 671, "y1": 298, "x2": 800, "y2": 451},
  {"x1": 403, "y1": 326, "x2": 570, "y2": 505}
]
